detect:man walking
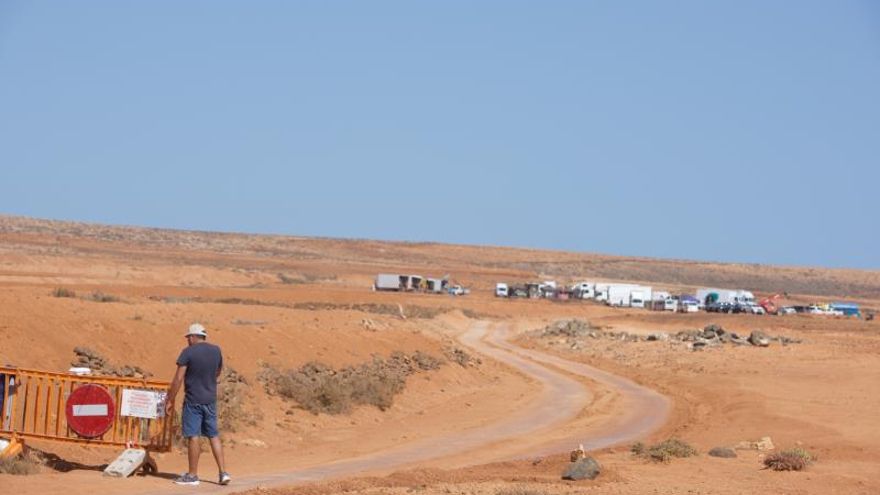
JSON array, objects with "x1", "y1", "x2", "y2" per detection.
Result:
[{"x1": 166, "y1": 323, "x2": 231, "y2": 486}]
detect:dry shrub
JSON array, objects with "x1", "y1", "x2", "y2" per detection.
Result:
[
  {"x1": 0, "y1": 455, "x2": 40, "y2": 475},
  {"x1": 51, "y1": 287, "x2": 76, "y2": 298},
  {"x1": 764, "y1": 448, "x2": 814, "y2": 471},
  {"x1": 496, "y1": 487, "x2": 548, "y2": 495},
  {"x1": 445, "y1": 347, "x2": 482, "y2": 367},
  {"x1": 633, "y1": 438, "x2": 697, "y2": 462},
  {"x1": 260, "y1": 352, "x2": 443, "y2": 415},
  {"x1": 217, "y1": 367, "x2": 261, "y2": 431},
  {"x1": 85, "y1": 291, "x2": 120, "y2": 303}
]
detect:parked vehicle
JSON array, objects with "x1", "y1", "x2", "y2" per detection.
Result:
[
  {"x1": 663, "y1": 298, "x2": 679, "y2": 312},
  {"x1": 706, "y1": 302, "x2": 733, "y2": 313},
  {"x1": 495, "y1": 283, "x2": 509, "y2": 297},
  {"x1": 375, "y1": 273, "x2": 405, "y2": 291},
  {"x1": 678, "y1": 295, "x2": 700, "y2": 313},
  {"x1": 830, "y1": 302, "x2": 861, "y2": 317},
  {"x1": 679, "y1": 299, "x2": 699, "y2": 313},
  {"x1": 759, "y1": 294, "x2": 783, "y2": 315},
  {"x1": 447, "y1": 285, "x2": 470, "y2": 296},
  {"x1": 570, "y1": 282, "x2": 595, "y2": 299},
  {"x1": 732, "y1": 302, "x2": 765, "y2": 315},
  {"x1": 696, "y1": 288, "x2": 755, "y2": 306},
  {"x1": 594, "y1": 284, "x2": 609, "y2": 302},
  {"x1": 426, "y1": 278, "x2": 447, "y2": 293},
  {"x1": 630, "y1": 289, "x2": 649, "y2": 308},
  {"x1": 510, "y1": 286, "x2": 528, "y2": 298},
  {"x1": 606, "y1": 284, "x2": 653, "y2": 307}
]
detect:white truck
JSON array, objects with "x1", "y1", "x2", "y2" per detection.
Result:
[
  {"x1": 570, "y1": 282, "x2": 595, "y2": 299},
  {"x1": 606, "y1": 284, "x2": 653, "y2": 307},
  {"x1": 375, "y1": 273, "x2": 404, "y2": 291},
  {"x1": 593, "y1": 284, "x2": 609, "y2": 302},
  {"x1": 696, "y1": 288, "x2": 755, "y2": 306},
  {"x1": 495, "y1": 283, "x2": 509, "y2": 297}
]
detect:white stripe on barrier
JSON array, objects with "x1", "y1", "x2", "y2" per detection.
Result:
[{"x1": 72, "y1": 404, "x2": 108, "y2": 416}]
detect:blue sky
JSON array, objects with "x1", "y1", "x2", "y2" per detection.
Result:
[{"x1": 1, "y1": 1, "x2": 877, "y2": 268}]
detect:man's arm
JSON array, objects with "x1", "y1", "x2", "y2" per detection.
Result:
[{"x1": 165, "y1": 365, "x2": 187, "y2": 416}]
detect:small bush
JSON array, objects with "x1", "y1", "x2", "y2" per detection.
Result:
[
  {"x1": 764, "y1": 448, "x2": 814, "y2": 471},
  {"x1": 260, "y1": 351, "x2": 443, "y2": 415},
  {"x1": 496, "y1": 488, "x2": 548, "y2": 495},
  {"x1": 634, "y1": 438, "x2": 697, "y2": 462},
  {"x1": 0, "y1": 455, "x2": 40, "y2": 475},
  {"x1": 86, "y1": 291, "x2": 120, "y2": 303},
  {"x1": 51, "y1": 287, "x2": 76, "y2": 298},
  {"x1": 277, "y1": 273, "x2": 304, "y2": 284}
]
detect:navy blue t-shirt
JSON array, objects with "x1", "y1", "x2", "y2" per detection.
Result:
[{"x1": 176, "y1": 343, "x2": 223, "y2": 405}]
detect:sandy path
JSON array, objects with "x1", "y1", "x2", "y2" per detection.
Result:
[
  {"x1": 12, "y1": 320, "x2": 668, "y2": 494},
  {"x1": 183, "y1": 321, "x2": 667, "y2": 494}
]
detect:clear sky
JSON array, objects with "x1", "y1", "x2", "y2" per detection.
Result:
[{"x1": 1, "y1": 1, "x2": 877, "y2": 269}]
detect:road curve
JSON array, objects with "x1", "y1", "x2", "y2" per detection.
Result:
[{"x1": 134, "y1": 320, "x2": 669, "y2": 494}]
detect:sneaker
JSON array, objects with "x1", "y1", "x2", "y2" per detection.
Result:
[
  {"x1": 219, "y1": 471, "x2": 231, "y2": 485},
  {"x1": 173, "y1": 473, "x2": 200, "y2": 486}
]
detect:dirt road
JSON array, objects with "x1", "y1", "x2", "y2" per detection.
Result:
[
  {"x1": 8, "y1": 320, "x2": 668, "y2": 495},
  {"x1": 141, "y1": 321, "x2": 667, "y2": 494}
]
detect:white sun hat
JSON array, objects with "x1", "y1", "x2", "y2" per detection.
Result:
[{"x1": 185, "y1": 323, "x2": 207, "y2": 337}]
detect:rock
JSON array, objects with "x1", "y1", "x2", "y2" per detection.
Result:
[
  {"x1": 692, "y1": 341, "x2": 707, "y2": 350},
  {"x1": 755, "y1": 436, "x2": 774, "y2": 451},
  {"x1": 748, "y1": 331, "x2": 770, "y2": 347},
  {"x1": 734, "y1": 436, "x2": 774, "y2": 451},
  {"x1": 676, "y1": 330, "x2": 700, "y2": 342},
  {"x1": 701, "y1": 324, "x2": 723, "y2": 339},
  {"x1": 562, "y1": 457, "x2": 601, "y2": 480},
  {"x1": 708, "y1": 447, "x2": 737, "y2": 458},
  {"x1": 241, "y1": 439, "x2": 268, "y2": 448}
]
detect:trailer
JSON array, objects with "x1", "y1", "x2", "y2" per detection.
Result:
[
  {"x1": 426, "y1": 278, "x2": 447, "y2": 293},
  {"x1": 606, "y1": 284, "x2": 653, "y2": 307},
  {"x1": 375, "y1": 273, "x2": 405, "y2": 291}
]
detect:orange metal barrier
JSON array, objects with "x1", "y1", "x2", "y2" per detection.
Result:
[{"x1": 0, "y1": 366, "x2": 175, "y2": 452}]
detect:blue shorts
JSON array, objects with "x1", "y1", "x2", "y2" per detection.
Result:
[{"x1": 181, "y1": 401, "x2": 219, "y2": 438}]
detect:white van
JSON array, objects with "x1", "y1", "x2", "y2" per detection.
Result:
[{"x1": 495, "y1": 283, "x2": 509, "y2": 297}]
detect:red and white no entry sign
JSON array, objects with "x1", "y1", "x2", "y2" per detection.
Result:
[{"x1": 65, "y1": 384, "x2": 116, "y2": 439}]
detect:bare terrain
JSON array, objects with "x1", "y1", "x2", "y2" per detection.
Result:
[{"x1": 0, "y1": 214, "x2": 878, "y2": 495}]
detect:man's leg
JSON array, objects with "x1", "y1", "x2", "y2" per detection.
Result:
[
  {"x1": 208, "y1": 436, "x2": 226, "y2": 473},
  {"x1": 187, "y1": 436, "x2": 201, "y2": 475},
  {"x1": 174, "y1": 402, "x2": 203, "y2": 485},
  {"x1": 202, "y1": 402, "x2": 229, "y2": 483}
]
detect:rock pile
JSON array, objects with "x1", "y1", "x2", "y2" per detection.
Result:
[
  {"x1": 539, "y1": 321, "x2": 802, "y2": 351},
  {"x1": 678, "y1": 326, "x2": 801, "y2": 350},
  {"x1": 541, "y1": 319, "x2": 598, "y2": 338},
  {"x1": 71, "y1": 347, "x2": 152, "y2": 379}
]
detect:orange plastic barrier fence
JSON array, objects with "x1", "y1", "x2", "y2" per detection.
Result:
[{"x1": 0, "y1": 366, "x2": 174, "y2": 452}]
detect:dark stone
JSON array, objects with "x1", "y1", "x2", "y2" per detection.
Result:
[
  {"x1": 748, "y1": 330, "x2": 770, "y2": 347},
  {"x1": 708, "y1": 447, "x2": 737, "y2": 458},
  {"x1": 562, "y1": 457, "x2": 601, "y2": 480},
  {"x1": 702, "y1": 324, "x2": 724, "y2": 339}
]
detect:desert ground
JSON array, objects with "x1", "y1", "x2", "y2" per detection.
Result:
[{"x1": 0, "y1": 215, "x2": 878, "y2": 495}]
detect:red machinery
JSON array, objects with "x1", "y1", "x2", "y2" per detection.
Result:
[{"x1": 759, "y1": 294, "x2": 782, "y2": 315}]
